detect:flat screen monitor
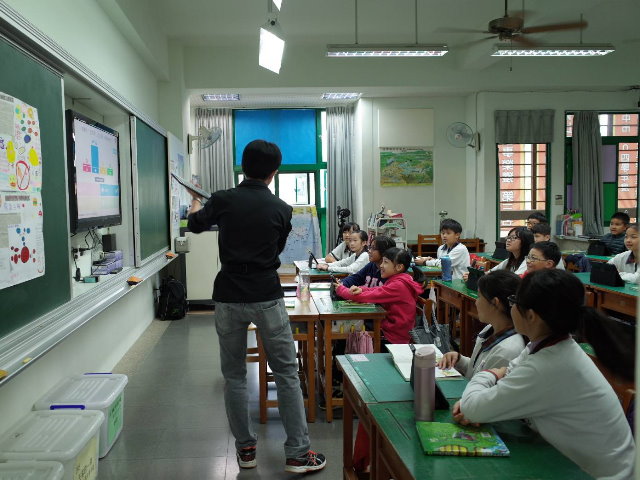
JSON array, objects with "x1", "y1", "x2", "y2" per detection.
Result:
[{"x1": 66, "y1": 110, "x2": 122, "y2": 233}]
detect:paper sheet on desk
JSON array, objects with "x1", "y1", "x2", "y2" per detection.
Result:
[{"x1": 386, "y1": 344, "x2": 462, "y2": 381}]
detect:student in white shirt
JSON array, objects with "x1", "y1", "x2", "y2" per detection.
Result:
[
  {"x1": 414, "y1": 218, "x2": 470, "y2": 279},
  {"x1": 454, "y1": 269, "x2": 635, "y2": 480},
  {"x1": 608, "y1": 223, "x2": 639, "y2": 283},
  {"x1": 325, "y1": 222, "x2": 360, "y2": 263},
  {"x1": 438, "y1": 270, "x2": 525, "y2": 379},
  {"x1": 523, "y1": 241, "x2": 563, "y2": 276},
  {"x1": 490, "y1": 226, "x2": 534, "y2": 275},
  {"x1": 317, "y1": 231, "x2": 369, "y2": 274},
  {"x1": 531, "y1": 224, "x2": 565, "y2": 269}
]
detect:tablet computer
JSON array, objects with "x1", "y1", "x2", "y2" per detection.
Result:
[
  {"x1": 171, "y1": 173, "x2": 211, "y2": 199},
  {"x1": 307, "y1": 249, "x2": 321, "y2": 268},
  {"x1": 590, "y1": 262, "x2": 624, "y2": 287},
  {"x1": 493, "y1": 241, "x2": 509, "y2": 260},
  {"x1": 465, "y1": 266, "x2": 485, "y2": 291}
]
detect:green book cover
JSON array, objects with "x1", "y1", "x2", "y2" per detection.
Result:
[
  {"x1": 337, "y1": 300, "x2": 379, "y2": 310},
  {"x1": 416, "y1": 422, "x2": 510, "y2": 457}
]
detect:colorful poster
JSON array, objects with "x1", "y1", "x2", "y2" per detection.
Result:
[
  {"x1": 380, "y1": 147, "x2": 433, "y2": 186},
  {"x1": 0, "y1": 92, "x2": 45, "y2": 290}
]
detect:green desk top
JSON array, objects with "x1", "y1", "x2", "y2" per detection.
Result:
[
  {"x1": 313, "y1": 296, "x2": 386, "y2": 316},
  {"x1": 433, "y1": 279, "x2": 479, "y2": 300},
  {"x1": 416, "y1": 266, "x2": 442, "y2": 274},
  {"x1": 337, "y1": 353, "x2": 467, "y2": 403},
  {"x1": 370, "y1": 402, "x2": 590, "y2": 479},
  {"x1": 574, "y1": 272, "x2": 639, "y2": 296},
  {"x1": 561, "y1": 251, "x2": 614, "y2": 262}
]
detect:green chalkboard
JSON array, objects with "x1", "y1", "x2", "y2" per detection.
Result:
[
  {"x1": 0, "y1": 37, "x2": 71, "y2": 338},
  {"x1": 133, "y1": 117, "x2": 169, "y2": 262}
]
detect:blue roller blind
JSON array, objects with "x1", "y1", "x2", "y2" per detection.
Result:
[{"x1": 234, "y1": 109, "x2": 317, "y2": 165}]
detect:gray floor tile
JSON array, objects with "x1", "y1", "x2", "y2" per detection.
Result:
[{"x1": 155, "y1": 427, "x2": 230, "y2": 458}]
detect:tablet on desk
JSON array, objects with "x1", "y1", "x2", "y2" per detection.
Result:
[
  {"x1": 171, "y1": 173, "x2": 211, "y2": 199},
  {"x1": 465, "y1": 267, "x2": 485, "y2": 291},
  {"x1": 492, "y1": 241, "x2": 509, "y2": 260}
]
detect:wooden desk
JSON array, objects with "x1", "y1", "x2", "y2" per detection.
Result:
[
  {"x1": 294, "y1": 260, "x2": 348, "y2": 281},
  {"x1": 257, "y1": 297, "x2": 318, "y2": 423},
  {"x1": 416, "y1": 265, "x2": 442, "y2": 278},
  {"x1": 370, "y1": 402, "x2": 591, "y2": 480},
  {"x1": 313, "y1": 292, "x2": 386, "y2": 422},
  {"x1": 574, "y1": 272, "x2": 638, "y2": 318},
  {"x1": 337, "y1": 354, "x2": 466, "y2": 480},
  {"x1": 433, "y1": 279, "x2": 481, "y2": 356}
]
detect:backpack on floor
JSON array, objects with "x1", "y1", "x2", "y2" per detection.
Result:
[{"x1": 157, "y1": 276, "x2": 188, "y2": 320}]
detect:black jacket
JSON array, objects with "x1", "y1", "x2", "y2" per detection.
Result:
[{"x1": 187, "y1": 179, "x2": 292, "y2": 302}]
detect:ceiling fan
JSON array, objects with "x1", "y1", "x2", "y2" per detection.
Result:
[{"x1": 454, "y1": 0, "x2": 588, "y2": 48}]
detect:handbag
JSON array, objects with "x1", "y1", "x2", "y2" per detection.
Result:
[{"x1": 409, "y1": 299, "x2": 451, "y2": 353}]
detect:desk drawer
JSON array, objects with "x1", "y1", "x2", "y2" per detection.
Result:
[
  {"x1": 598, "y1": 291, "x2": 637, "y2": 317},
  {"x1": 438, "y1": 287, "x2": 463, "y2": 309}
]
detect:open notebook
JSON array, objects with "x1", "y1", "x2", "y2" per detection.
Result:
[
  {"x1": 386, "y1": 344, "x2": 461, "y2": 380},
  {"x1": 416, "y1": 422, "x2": 510, "y2": 457}
]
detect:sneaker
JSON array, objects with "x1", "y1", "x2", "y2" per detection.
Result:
[
  {"x1": 285, "y1": 450, "x2": 326, "y2": 473},
  {"x1": 236, "y1": 446, "x2": 257, "y2": 469}
]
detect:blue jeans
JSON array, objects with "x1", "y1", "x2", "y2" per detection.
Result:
[{"x1": 214, "y1": 299, "x2": 310, "y2": 458}]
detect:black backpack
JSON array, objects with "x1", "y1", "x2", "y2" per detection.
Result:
[{"x1": 157, "y1": 276, "x2": 188, "y2": 320}]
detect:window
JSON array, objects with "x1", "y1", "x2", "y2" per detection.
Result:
[
  {"x1": 565, "y1": 113, "x2": 639, "y2": 223},
  {"x1": 497, "y1": 143, "x2": 549, "y2": 238},
  {"x1": 233, "y1": 109, "x2": 328, "y2": 250}
]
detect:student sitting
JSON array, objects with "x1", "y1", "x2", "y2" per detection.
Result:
[
  {"x1": 601, "y1": 212, "x2": 630, "y2": 255},
  {"x1": 531, "y1": 222, "x2": 551, "y2": 242},
  {"x1": 526, "y1": 211, "x2": 548, "y2": 229},
  {"x1": 414, "y1": 218, "x2": 471, "y2": 280},
  {"x1": 317, "y1": 231, "x2": 369, "y2": 274},
  {"x1": 490, "y1": 226, "x2": 534, "y2": 275},
  {"x1": 438, "y1": 271, "x2": 525, "y2": 379},
  {"x1": 454, "y1": 269, "x2": 635, "y2": 480},
  {"x1": 524, "y1": 241, "x2": 563, "y2": 275},
  {"x1": 325, "y1": 222, "x2": 360, "y2": 263},
  {"x1": 608, "y1": 223, "x2": 639, "y2": 283},
  {"x1": 340, "y1": 235, "x2": 396, "y2": 288},
  {"x1": 337, "y1": 248, "x2": 423, "y2": 344}
]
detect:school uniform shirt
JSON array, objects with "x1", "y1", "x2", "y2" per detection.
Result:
[
  {"x1": 455, "y1": 325, "x2": 525, "y2": 380},
  {"x1": 336, "y1": 273, "x2": 423, "y2": 344},
  {"x1": 608, "y1": 250, "x2": 639, "y2": 283},
  {"x1": 328, "y1": 241, "x2": 351, "y2": 261},
  {"x1": 424, "y1": 243, "x2": 471, "y2": 280},
  {"x1": 327, "y1": 251, "x2": 370, "y2": 274},
  {"x1": 341, "y1": 262, "x2": 385, "y2": 288},
  {"x1": 601, "y1": 232, "x2": 627, "y2": 256},
  {"x1": 460, "y1": 338, "x2": 635, "y2": 480},
  {"x1": 490, "y1": 257, "x2": 527, "y2": 275},
  {"x1": 187, "y1": 179, "x2": 290, "y2": 303}
]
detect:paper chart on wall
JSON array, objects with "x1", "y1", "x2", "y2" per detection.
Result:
[{"x1": 0, "y1": 92, "x2": 45, "y2": 290}]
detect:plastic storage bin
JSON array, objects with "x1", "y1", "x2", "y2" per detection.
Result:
[
  {"x1": 0, "y1": 461, "x2": 64, "y2": 479},
  {"x1": 0, "y1": 410, "x2": 103, "y2": 480},
  {"x1": 34, "y1": 373, "x2": 128, "y2": 458}
]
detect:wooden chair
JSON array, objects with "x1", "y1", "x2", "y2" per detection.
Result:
[
  {"x1": 246, "y1": 323, "x2": 260, "y2": 363},
  {"x1": 459, "y1": 238, "x2": 481, "y2": 253},
  {"x1": 417, "y1": 234, "x2": 441, "y2": 256},
  {"x1": 587, "y1": 352, "x2": 635, "y2": 414}
]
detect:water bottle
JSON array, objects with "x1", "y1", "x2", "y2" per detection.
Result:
[
  {"x1": 414, "y1": 345, "x2": 436, "y2": 422},
  {"x1": 441, "y1": 255, "x2": 453, "y2": 281},
  {"x1": 298, "y1": 268, "x2": 311, "y2": 301}
]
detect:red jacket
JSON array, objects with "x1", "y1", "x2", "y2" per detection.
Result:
[{"x1": 336, "y1": 273, "x2": 423, "y2": 344}]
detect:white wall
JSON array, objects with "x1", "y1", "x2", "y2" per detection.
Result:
[
  {"x1": 0, "y1": 0, "x2": 164, "y2": 431},
  {"x1": 473, "y1": 89, "x2": 638, "y2": 246},
  {"x1": 356, "y1": 96, "x2": 468, "y2": 239}
]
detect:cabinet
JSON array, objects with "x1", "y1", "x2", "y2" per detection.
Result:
[
  {"x1": 185, "y1": 230, "x2": 220, "y2": 302},
  {"x1": 367, "y1": 216, "x2": 407, "y2": 249}
]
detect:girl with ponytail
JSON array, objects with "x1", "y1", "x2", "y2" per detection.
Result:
[{"x1": 454, "y1": 269, "x2": 635, "y2": 479}]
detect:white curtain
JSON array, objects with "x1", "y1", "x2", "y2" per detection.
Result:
[
  {"x1": 195, "y1": 108, "x2": 234, "y2": 194},
  {"x1": 327, "y1": 106, "x2": 355, "y2": 249},
  {"x1": 495, "y1": 109, "x2": 555, "y2": 144},
  {"x1": 572, "y1": 111, "x2": 604, "y2": 235}
]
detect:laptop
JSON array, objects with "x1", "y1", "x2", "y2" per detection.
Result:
[
  {"x1": 465, "y1": 267, "x2": 485, "y2": 291},
  {"x1": 492, "y1": 241, "x2": 509, "y2": 260}
]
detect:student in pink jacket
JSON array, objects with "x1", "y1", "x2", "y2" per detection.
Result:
[{"x1": 337, "y1": 248, "x2": 423, "y2": 344}]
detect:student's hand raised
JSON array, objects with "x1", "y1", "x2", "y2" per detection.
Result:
[
  {"x1": 452, "y1": 401, "x2": 480, "y2": 427},
  {"x1": 438, "y1": 352, "x2": 460, "y2": 370},
  {"x1": 349, "y1": 286, "x2": 362, "y2": 295}
]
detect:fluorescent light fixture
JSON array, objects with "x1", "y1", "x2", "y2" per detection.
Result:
[
  {"x1": 272, "y1": 0, "x2": 282, "y2": 10},
  {"x1": 202, "y1": 94, "x2": 240, "y2": 101},
  {"x1": 492, "y1": 44, "x2": 615, "y2": 57},
  {"x1": 259, "y1": 19, "x2": 285, "y2": 74},
  {"x1": 326, "y1": 44, "x2": 448, "y2": 57},
  {"x1": 322, "y1": 93, "x2": 361, "y2": 100}
]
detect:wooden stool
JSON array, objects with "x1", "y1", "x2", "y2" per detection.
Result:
[{"x1": 246, "y1": 323, "x2": 260, "y2": 363}]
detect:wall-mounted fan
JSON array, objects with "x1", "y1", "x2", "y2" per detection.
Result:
[
  {"x1": 447, "y1": 122, "x2": 479, "y2": 150},
  {"x1": 187, "y1": 126, "x2": 222, "y2": 154}
]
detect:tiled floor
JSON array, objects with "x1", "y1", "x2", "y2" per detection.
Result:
[{"x1": 98, "y1": 313, "x2": 344, "y2": 479}]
